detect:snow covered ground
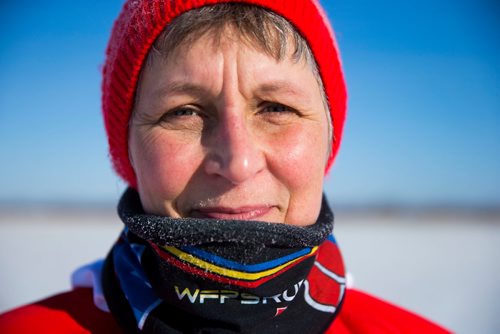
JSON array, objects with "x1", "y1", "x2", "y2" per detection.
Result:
[{"x1": 0, "y1": 211, "x2": 499, "y2": 333}]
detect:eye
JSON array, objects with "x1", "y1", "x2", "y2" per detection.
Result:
[
  {"x1": 171, "y1": 106, "x2": 200, "y2": 117},
  {"x1": 258, "y1": 102, "x2": 300, "y2": 125},
  {"x1": 172, "y1": 108, "x2": 198, "y2": 116},
  {"x1": 160, "y1": 106, "x2": 202, "y2": 122},
  {"x1": 156, "y1": 105, "x2": 207, "y2": 133},
  {"x1": 261, "y1": 102, "x2": 294, "y2": 114}
]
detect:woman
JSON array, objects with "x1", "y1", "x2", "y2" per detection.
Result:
[{"x1": 0, "y1": 0, "x2": 450, "y2": 333}]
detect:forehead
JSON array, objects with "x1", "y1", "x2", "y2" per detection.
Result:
[
  {"x1": 139, "y1": 30, "x2": 321, "y2": 106},
  {"x1": 137, "y1": 5, "x2": 329, "y2": 114}
]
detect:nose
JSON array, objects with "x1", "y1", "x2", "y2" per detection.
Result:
[{"x1": 204, "y1": 110, "x2": 265, "y2": 184}]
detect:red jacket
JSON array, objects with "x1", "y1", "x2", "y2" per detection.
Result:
[{"x1": 0, "y1": 287, "x2": 450, "y2": 333}]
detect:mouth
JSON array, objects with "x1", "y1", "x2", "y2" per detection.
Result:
[{"x1": 190, "y1": 206, "x2": 274, "y2": 220}]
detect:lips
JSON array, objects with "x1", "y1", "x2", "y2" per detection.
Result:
[{"x1": 191, "y1": 206, "x2": 274, "y2": 220}]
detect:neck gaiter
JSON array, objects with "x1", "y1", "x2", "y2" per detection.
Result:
[{"x1": 103, "y1": 188, "x2": 346, "y2": 333}]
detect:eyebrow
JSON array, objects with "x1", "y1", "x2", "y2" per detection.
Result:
[
  {"x1": 152, "y1": 80, "x2": 309, "y2": 101},
  {"x1": 255, "y1": 81, "x2": 310, "y2": 101},
  {"x1": 153, "y1": 82, "x2": 210, "y2": 100}
]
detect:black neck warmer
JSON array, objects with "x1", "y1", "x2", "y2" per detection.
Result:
[{"x1": 103, "y1": 188, "x2": 346, "y2": 333}]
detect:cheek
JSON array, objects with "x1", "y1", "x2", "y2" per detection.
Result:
[
  {"x1": 130, "y1": 129, "x2": 201, "y2": 213},
  {"x1": 265, "y1": 123, "x2": 328, "y2": 225},
  {"x1": 268, "y1": 124, "x2": 327, "y2": 187}
]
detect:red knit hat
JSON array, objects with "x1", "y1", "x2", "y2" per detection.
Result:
[{"x1": 102, "y1": 0, "x2": 347, "y2": 188}]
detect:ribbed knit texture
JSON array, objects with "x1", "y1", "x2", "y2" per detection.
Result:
[{"x1": 102, "y1": 0, "x2": 347, "y2": 188}]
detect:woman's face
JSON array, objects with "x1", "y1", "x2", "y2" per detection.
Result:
[{"x1": 129, "y1": 29, "x2": 329, "y2": 226}]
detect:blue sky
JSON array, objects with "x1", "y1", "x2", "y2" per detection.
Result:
[{"x1": 0, "y1": 0, "x2": 499, "y2": 205}]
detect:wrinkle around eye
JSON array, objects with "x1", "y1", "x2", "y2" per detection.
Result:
[
  {"x1": 256, "y1": 101, "x2": 301, "y2": 124},
  {"x1": 157, "y1": 106, "x2": 207, "y2": 134}
]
